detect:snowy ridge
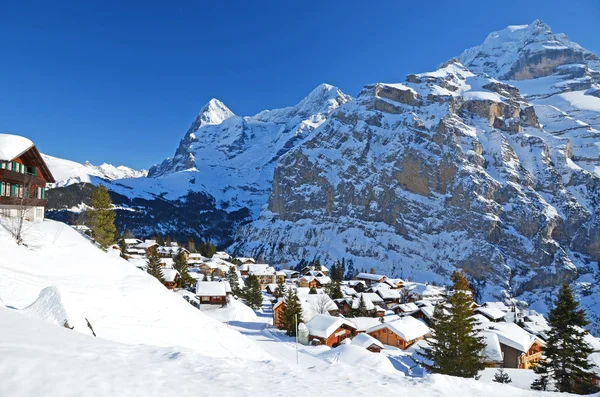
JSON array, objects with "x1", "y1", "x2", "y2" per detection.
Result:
[{"x1": 43, "y1": 154, "x2": 147, "y2": 188}]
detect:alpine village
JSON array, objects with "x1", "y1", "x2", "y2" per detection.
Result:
[{"x1": 1, "y1": 11, "x2": 600, "y2": 397}]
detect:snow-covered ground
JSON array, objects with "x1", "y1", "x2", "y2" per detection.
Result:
[{"x1": 0, "y1": 219, "x2": 577, "y2": 396}]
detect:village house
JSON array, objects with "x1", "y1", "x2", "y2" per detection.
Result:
[
  {"x1": 300, "y1": 265, "x2": 329, "y2": 276},
  {"x1": 393, "y1": 302, "x2": 420, "y2": 316},
  {"x1": 0, "y1": 134, "x2": 55, "y2": 221},
  {"x1": 351, "y1": 332, "x2": 385, "y2": 353},
  {"x1": 281, "y1": 269, "x2": 299, "y2": 279},
  {"x1": 305, "y1": 314, "x2": 357, "y2": 347},
  {"x1": 355, "y1": 273, "x2": 386, "y2": 286},
  {"x1": 345, "y1": 280, "x2": 366, "y2": 293},
  {"x1": 195, "y1": 281, "x2": 228, "y2": 306},
  {"x1": 475, "y1": 306, "x2": 507, "y2": 322},
  {"x1": 372, "y1": 285, "x2": 401, "y2": 304},
  {"x1": 404, "y1": 282, "x2": 446, "y2": 302},
  {"x1": 157, "y1": 246, "x2": 189, "y2": 260},
  {"x1": 161, "y1": 268, "x2": 180, "y2": 290},
  {"x1": 297, "y1": 273, "x2": 331, "y2": 289},
  {"x1": 187, "y1": 253, "x2": 207, "y2": 266},
  {"x1": 273, "y1": 290, "x2": 339, "y2": 328},
  {"x1": 482, "y1": 322, "x2": 545, "y2": 369},
  {"x1": 132, "y1": 240, "x2": 159, "y2": 257},
  {"x1": 366, "y1": 316, "x2": 430, "y2": 349},
  {"x1": 480, "y1": 331, "x2": 505, "y2": 367}
]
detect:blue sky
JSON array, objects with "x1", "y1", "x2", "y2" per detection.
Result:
[{"x1": 1, "y1": 0, "x2": 598, "y2": 169}]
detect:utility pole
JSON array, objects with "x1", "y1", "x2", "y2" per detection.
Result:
[{"x1": 295, "y1": 313, "x2": 299, "y2": 365}]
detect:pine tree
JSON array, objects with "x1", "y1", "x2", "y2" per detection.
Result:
[
  {"x1": 173, "y1": 250, "x2": 191, "y2": 288},
  {"x1": 309, "y1": 287, "x2": 318, "y2": 295},
  {"x1": 243, "y1": 275, "x2": 263, "y2": 310},
  {"x1": 420, "y1": 269, "x2": 486, "y2": 378},
  {"x1": 493, "y1": 369, "x2": 512, "y2": 384},
  {"x1": 118, "y1": 237, "x2": 128, "y2": 259},
  {"x1": 185, "y1": 237, "x2": 197, "y2": 253},
  {"x1": 345, "y1": 261, "x2": 355, "y2": 281},
  {"x1": 326, "y1": 280, "x2": 344, "y2": 300},
  {"x1": 313, "y1": 258, "x2": 322, "y2": 271},
  {"x1": 88, "y1": 184, "x2": 117, "y2": 249},
  {"x1": 531, "y1": 363, "x2": 551, "y2": 391},
  {"x1": 274, "y1": 278, "x2": 286, "y2": 298},
  {"x1": 531, "y1": 284, "x2": 596, "y2": 394},
  {"x1": 122, "y1": 227, "x2": 134, "y2": 239},
  {"x1": 146, "y1": 249, "x2": 165, "y2": 283},
  {"x1": 353, "y1": 294, "x2": 368, "y2": 317},
  {"x1": 226, "y1": 267, "x2": 240, "y2": 296},
  {"x1": 280, "y1": 288, "x2": 304, "y2": 336}
]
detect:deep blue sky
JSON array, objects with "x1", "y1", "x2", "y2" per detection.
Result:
[{"x1": 1, "y1": 0, "x2": 598, "y2": 169}]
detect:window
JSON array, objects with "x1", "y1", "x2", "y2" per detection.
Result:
[
  {"x1": 35, "y1": 208, "x2": 44, "y2": 219},
  {"x1": 1, "y1": 182, "x2": 4, "y2": 196}
]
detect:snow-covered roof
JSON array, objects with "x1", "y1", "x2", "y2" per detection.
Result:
[
  {"x1": 476, "y1": 307, "x2": 506, "y2": 321},
  {"x1": 248, "y1": 264, "x2": 274, "y2": 275},
  {"x1": 351, "y1": 333, "x2": 384, "y2": 350},
  {"x1": 213, "y1": 251, "x2": 230, "y2": 260},
  {"x1": 357, "y1": 292, "x2": 383, "y2": 304},
  {"x1": 281, "y1": 269, "x2": 299, "y2": 276},
  {"x1": 305, "y1": 314, "x2": 357, "y2": 339},
  {"x1": 343, "y1": 287, "x2": 357, "y2": 296},
  {"x1": 483, "y1": 322, "x2": 542, "y2": 352},
  {"x1": 471, "y1": 314, "x2": 491, "y2": 326},
  {"x1": 406, "y1": 283, "x2": 445, "y2": 297},
  {"x1": 299, "y1": 294, "x2": 338, "y2": 322},
  {"x1": 0, "y1": 134, "x2": 34, "y2": 161},
  {"x1": 195, "y1": 281, "x2": 227, "y2": 297},
  {"x1": 482, "y1": 301, "x2": 510, "y2": 312},
  {"x1": 373, "y1": 287, "x2": 401, "y2": 300},
  {"x1": 367, "y1": 317, "x2": 430, "y2": 342},
  {"x1": 356, "y1": 273, "x2": 385, "y2": 281},
  {"x1": 134, "y1": 241, "x2": 158, "y2": 249},
  {"x1": 480, "y1": 331, "x2": 504, "y2": 363},
  {"x1": 349, "y1": 316, "x2": 384, "y2": 332},
  {"x1": 396, "y1": 302, "x2": 419, "y2": 313},
  {"x1": 123, "y1": 238, "x2": 142, "y2": 245},
  {"x1": 161, "y1": 268, "x2": 179, "y2": 283},
  {"x1": 236, "y1": 257, "x2": 255, "y2": 263}
]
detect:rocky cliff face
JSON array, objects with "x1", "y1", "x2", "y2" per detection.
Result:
[{"x1": 233, "y1": 21, "x2": 600, "y2": 323}]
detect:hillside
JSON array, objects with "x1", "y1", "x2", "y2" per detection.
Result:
[
  {"x1": 0, "y1": 219, "x2": 266, "y2": 359},
  {"x1": 233, "y1": 21, "x2": 600, "y2": 324}
]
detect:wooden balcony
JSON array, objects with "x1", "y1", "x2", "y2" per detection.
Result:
[
  {"x1": 0, "y1": 168, "x2": 48, "y2": 185},
  {"x1": 0, "y1": 196, "x2": 48, "y2": 207}
]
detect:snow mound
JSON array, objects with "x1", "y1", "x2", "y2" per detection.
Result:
[
  {"x1": 203, "y1": 298, "x2": 257, "y2": 323},
  {"x1": 21, "y1": 286, "x2": 93, "y2": 336},
  {"x1": 319, "y1": 344, "x2": 398, "y2": 375}
]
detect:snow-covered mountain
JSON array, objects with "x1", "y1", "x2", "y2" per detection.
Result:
[
  {"x1": 45, "y1": 84, "x2": 350, "y2": 243},
  {"x1": 43, "y1": 154, "x2": 147, "y2": 188},
  {"x1": 233, "y1": 21, "x2": 600, "y2": 327},
  {"x1": 148, "y1": 83, "x2": 351, "y2": 217}
]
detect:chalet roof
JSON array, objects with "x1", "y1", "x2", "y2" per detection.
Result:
[
  {"x1": 356, "y1": 273, "x2": 385, "y2": 281},
  {"x1": 213, "y1": 251, "x2": 230, "y2": 260},
  {"x1": 405, "y1": 283, "x2": 445, "y2": 297},
  {"x1": 476, "y1": 306, "x2": 506, "y2": 321},
  {"x1": 134, "y1": 241, "x2": 158, "y2": 249},
  {"x1": 483, "y1": 322, "x2": 543, "y2": 352},
  {"x1": 348, "y1": 316, "x2": 383, "y2": 332},
  {"x1": 195, "y1": 281, "x2": 227, "y2": 297},
  {"x1": 0, "y1": 134, "x2": 33, "y2": 161},
  {"x1": 305, "y1": 314, "x2": 357, "y2": 339},
  {"x1": 236, "y1": 257, "x2": 256, "y2": 263},
  {"x1": 480, "y1": 331, "x2": 504, "y2": 363},
  {"x1": 367, "y1": 317, "x2": 430, "y2": 342},
  {"x1": 483, "y1": 301, "x2": 510, "y2": 312},
  {"x1": 373, "y1": 287, "x2": 401, "y2": 300},
  {"x1": 281, "y1": 269, "x2": 299, "y2": 276},
  {"x1": 161, "y1": 268, "x2": 179, "y2": 283},
  {"x1": 351, "y1": 333, "x2": 384, "y2": 350},
  {"x1": 357, "y1": 292, "x2": 384, "y2": 304},
  {"x1": 343, "y1": 287, "x2": 357, "y2": 296},
  {"x1": 0, "y1": 134, "x2": 55, "y2": 182},
  {"x1": 396, "y1": 302, "x2": 419, "y2": 313},
  {"x1": 123, "y1": 238, "x2": 142, "y2": 245},
  {"x1": 248, "y1": 264, "x2": 274, "y2": 275}
]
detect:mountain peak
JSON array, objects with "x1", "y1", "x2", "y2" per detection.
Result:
[
  {"x1": 196, "y1": 98, "x2": 235, "y2": 126},
  {"x1": 457, "y1": 20, "x2": 593, "y2": 80}
]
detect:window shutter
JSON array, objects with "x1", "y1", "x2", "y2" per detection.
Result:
[
  {"x1": 11, "y1": 184, "x2": 16, "y2": 197},
  {"x1": 31, "y1": 166, "x2": 37, "y2": 176}
]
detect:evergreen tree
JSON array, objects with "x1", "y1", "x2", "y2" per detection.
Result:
[
  {"x1": 353, "y1": 294, "x2": 368, "y2": 317},
  {"x1": 279, "y1": 289, "x2": 304, "y2": 336},
  {"x1": 146, "y1": 249, "x2": 165, "y2": 283},
  {"x1": 531, "y1": 284, "x2": 596, "y2": 394},
  {"x1": 226, "y1": 267, "x2": 240, "y2": 295},
  {"x1": 122, "y1": 227, "x2": 134, "y2": 239},
  {"x1": 185, "y1": 237, "x2": 197, "y2": 253},
  {"x1": 309, "y1": 287, "x2": 318, "y2": 295},
  {"x1": 243, "y1": 275, "x2": 263, "y2": 310},
  {"x1": 274, "y1": 278, "x2": 287, "y2": 298},
  {"x1": 165, "y1": 236, "x2": 172, "y2": 247},
  {"x1": 118, "y1": 238, "x2": 128, "y2": 259},
  {"x1": 420, "y1": 269, "x2": 486, "y2": 378},
  {"x1": 345, "y1": 261, "x2": 356, "y2": 281},
  {"x1": 88, "y1": 184, "x2": 117, "y2": 249},
  {"x1": 173, "y1": 250, "x2": 191, "y2": 288},
  {"x1": 326, "y1": 280, "x2": 344, "y2": 300},
  {"x1": 493, "y1": 369, "x2": 512, "y2": 384},
  {"x1": 531, "y1": 363, "x2": 551, "y2": 391},
  {"x1": 313, "y1": 258, "x2": 322, "y2": 271},
  {"x1": 294, "y1": 259, "x2": 306, "y2": 272},
  {"x1": 210, "y1": 272, "x2": 215, "y2": 281}
]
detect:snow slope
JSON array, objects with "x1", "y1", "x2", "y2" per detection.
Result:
[
  {"x1": 0, "y1": 305, "x2": 570, "y2": 397},
  {"x1": 0, "y1": 219, "x2": 267, "y2": 360}
]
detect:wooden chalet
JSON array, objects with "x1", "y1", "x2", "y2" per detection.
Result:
[
  {"x1": 355, "y1": 272, "x2": 386, "y2": 287},
  {"x1": 351, "y1": 333, "x2": 384, "y2": 353},
  {"x1": 482, "y1": 322, "x2": 545, "y2": 369},
  {"x1": 305, "y1": 314, "x2": 357, "y2": 347},
  {"x1": 366, "y1": 316, "x2": 430, "y2": 350},
  {"x1": 0, "y1": 134, "x2": 55, "y2": 221},
  {"x1": 161, "y1": 269, "x2": 180, "y2": 290},
  {"x1": 195, "y1": 281, "x2": 228, "y2": 305}
]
